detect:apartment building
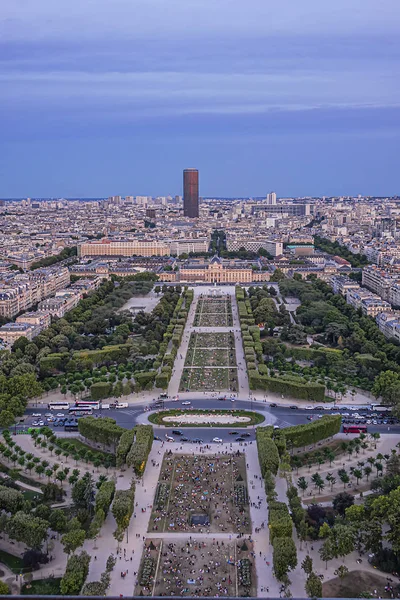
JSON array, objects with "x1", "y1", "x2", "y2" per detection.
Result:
[
  {"x1": 0, "y1": 266, "x2": 70, "y2": 319},
  {"x1": 346, "y1": 287, "x2": 391, "y2": 317},
  {"x1": 0, "y1": 322, "x2": 41, "y2": 346},
  {"x1": 376, "y1": 311, "x2": 400, "y2": 342},
  {"x1": 330, "y1": 275, "x2": 360, "y2": 296},
  {"x1": 362, "y1": 265, "x2": 396, "y2": 301},
  {"x1": 79, "y1": 239, "x2": 170, "y2": 257},
  {"x1": 16, "y1": 311, "x2": 51, "y2": 330},
  {"x1": 38, "y1": 289, "x2": 81, "y2": 319}
]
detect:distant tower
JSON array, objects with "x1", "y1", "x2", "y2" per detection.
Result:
[
  {"x1": 266, "y1": 192, "x2": 277, "y2": 205},
  {"x1": 183, "y1": 168, "x2": 199, "y2": 218}
]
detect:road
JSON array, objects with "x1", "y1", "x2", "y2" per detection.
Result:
[{"x1": 22, "y1": 399, "x2": 400, "y2": 443}]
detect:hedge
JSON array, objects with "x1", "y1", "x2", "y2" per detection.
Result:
[
  {"x1": 60, "y1": 551, "x2": 91, "y2": 595},
  {"x1": 256, "y1": 428, "x2": 280, "y2": 476},
  {"x1": 248, "y1": 370, "x2": 325, "y2": 401},
  {"x1": 78, "y1": 416, "x2": 125, "y2": 451},
  {"x1": 268, "y1": 501, "x2": 293, "y2": 542},
  {"x1": 126, "y1": 425, "x2": 153, "y2": 475},
  {"x1": 95, "y1": 480, "x2": 116, "y2": 516},
  {"x1": 116, "y1": 430, "x2": 135, "y2": 468},
  {"x1": 272, "y1": 537, "x2": 297, "y2": 581},
  {"x1": 283, "y1": 415, "x2": 342, "y2": 447},
  {"x1": 90, "y1": 382, "x2": 112, "y2": 400}
]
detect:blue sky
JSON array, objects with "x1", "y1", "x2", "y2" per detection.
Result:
[{"x1": 0, "y1": 0, "x2": 399, "y2": 197}]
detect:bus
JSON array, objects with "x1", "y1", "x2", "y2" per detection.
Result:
[
  {"x1": 68, "y1": 406, "x2": 93, "y2": 416},
  {"x1": 371, "y1": 404, "x2": 392, "y2": 414},
  {"x1": 343, "y1": 424, "x2": 367, "y2": 434},
  {"x1": 48, "y1": 402, "x2": 70, "y2": 411},
  {"x1": 75, "y1": 400, "x2": 100, "y2": 410},
  {"x1": 64, "y1": 420, "x2": 79, "y2": 431}
]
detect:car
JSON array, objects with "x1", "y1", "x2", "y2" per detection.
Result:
[
  {"x1": 315, "y1": 406, "x2": 324, "y2": 410},
  {"x1": 32, "y1": 413, "x2": 41, "y2": 417},
  {"x1": 32, "y1": 421, "x2": 39, "y2": 426},
  {"x1": 241, "y1": 433, "x2": 251, "y2": 437},
  {"x1": 172, "y1": 430, "x2": 183, "y2": 436},
  {"x1": 304, "y1": 406, "x2": 313, "y2": 410},
  {"x1": 57, "y1": 413, "x2": 65, "y2": 417},
  {"x1": 154, "y1": 436, "x2": 162, "y2": 441},
  {"x1": 230, "y1": 398, "x2": 236, "y2": 402},
  {"x1": 218, "y1": 396, "x2": 226, "y2": 401},
  {"x1": 323, "y1": 406, "x2": 332, "y2": 410},
  {"x1": 341, "y1": 412, "x2": 350, "y2": 417},
  {"x1": 236, "y1": 437, "x2": 245, "y2": 442},
  {"x1": 165, "y1": 436, "x2": 175, "y2": 442},
  {"x1": 181, "y1": 437, "x2": 189, "y2": 442},
  {"x1": 46, "y1": 417, "x2": 55, "y2": 422},
  {"x1": 45, "y1": 413, "x2": 52, "y2": 417},
  {"x1": 212, "y1": 437, "x2": 223, "y2": 443},
  {"x1": 289, "y1": 405, "x2": 298, "y2": 410},
  {"x1": 193, "y1": 438, "x2": 203, "y2": 444},
  {"x1": 181, "y1": 401, "x2": 191, "y2": 406},
  {"x1": 307, "y1": 416, "x2": 313, "y2": 421},
  {"x1": 229, "y1": 431, "x2": 239, "y2": 435},
  {"x1": 38, "y1": 421, "x2": 44, "y2": 426},
  {"x1": 273, "y1": 425, "x2": 280, "y2": 430},
  {"x1": 269, "y1": 403, "x2": 277, "y2": 408}
]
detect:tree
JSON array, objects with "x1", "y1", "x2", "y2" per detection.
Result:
[
  {"x1": 7, "y1": 511, "x2": 48, "y2": 550},
  {"x1": 61, "y1": 529, "x2": 86, "y2": 555},
  {"x1": 333, "y1": 492, "x2": 354, "y2": 516},
  {"x1": 56, "y1": 471, "x2": 67, "y2": 487},
  {"x1": 49, "y1": 509, "x2": 68, "y2": 534},
  {"x1": 364, "y1": 466, "x2": 372, "y2": 481},
  {"x1": 0, "y1": 410, "x2": 15, "y2": 427},
  {"x1": 334, "y1": 565, "x2": 349, "y2": 579},
  {"x1": 0, "y1": 581, "x2": 9, "y2": 595},
  {"x1": 339, "y1": 470, "x2": 350, "y2": 490},
  {"x1": 319, "y1": 538, "x2": 335, "y2": 570},
  {"x1": 305, "y1": 572, "x2": 322, "y2": 598},
  {"x1": 297, "y1": 477, "x2": 308, "y2": 496},
  {"x1": 318, "y1": 522, "x2": 331, "y2": 539},
  {"x1": 270, "y1": 268, "x2": 285, "y2": 282},
  {"x1": 352, "y1": 468, "x2": 362, "y2": 485},
  {"x1": 301, "y1": 555, "x2": 313, "y2": 576}
]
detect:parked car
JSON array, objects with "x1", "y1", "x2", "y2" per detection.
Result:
[
  {"x1": 181, "y1": 401, "x2": 191, "y2": 406},
  {"x1": 269, "y1": 403, "x2": 277, "y2": 408},
  {"x1": 212, "y1": 437, "x2": 223, "y2": 443},
  {"x1": 172, "y1": 430, "x2": 183, "y2": 436},
  {"x1": 236, "y1": 437, "x2": 245, "y2": 442},
  {"x1": 289, "y1": 405, "x2": 298, "y2": 410},
  {"x1": 229, "y1": 431, "x2": 239, "y2": 435},
  {"x1": 32, "y1": 413, "x2": 41, "y2": 417}
]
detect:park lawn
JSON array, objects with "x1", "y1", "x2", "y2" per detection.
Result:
[
  {"x1": 0, "y1": 549, "x2": 25, "y2": 573},
  {"x1": 21, "y1": 577, "x2": 62, "y2": 595},
  {"x1": 322, "y1": 570, "x2": 392, "y2": 598}
]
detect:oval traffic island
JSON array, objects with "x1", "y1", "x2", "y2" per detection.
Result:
[{"x1": 148, "y1": 409, "x2": 265, "y2": 428}]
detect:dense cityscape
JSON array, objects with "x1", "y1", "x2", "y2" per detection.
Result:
[{"x1": 0, "y1": 177, "x2": 398, "y2": 598}]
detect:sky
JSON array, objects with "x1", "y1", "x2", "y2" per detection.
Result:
[{"x1": 0, "y1": 0, "x2": 399, "y2": 198}]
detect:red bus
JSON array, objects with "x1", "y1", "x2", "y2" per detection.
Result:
[{"x1": 343, "y1": 425, "x2": 367, "y2": 434}]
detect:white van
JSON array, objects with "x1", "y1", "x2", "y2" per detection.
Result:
[{"x1": 115, "y1": 402, "x2": 128, "y2": 409}]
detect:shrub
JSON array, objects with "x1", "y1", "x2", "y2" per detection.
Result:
[{"x1": 60, "y1": 551, "x2": 90, "y2": 595}]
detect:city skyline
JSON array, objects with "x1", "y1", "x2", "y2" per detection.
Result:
[{"x1": 1, "y1": 0, "x2": 399, "y2": 197}]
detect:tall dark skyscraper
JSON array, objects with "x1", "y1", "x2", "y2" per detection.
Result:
[{"x1": 183, "y1": 168, "x2": 199, "y2": 218}]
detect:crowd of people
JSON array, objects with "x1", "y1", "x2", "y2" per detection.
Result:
[{"x1": 151, "y1": 454, "x2": 251, "y2": 533}]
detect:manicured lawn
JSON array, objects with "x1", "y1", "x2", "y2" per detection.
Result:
[
  {"x1": 193, "y1": 296, "x2": 233, "y2": 327},
  {"x1": 149, "y1": 409, "x2": 265, "y2": 427},
  {"x1": 0, "y1": 549, "x2": 25, "y2": 573},
  {"x1": 21, "y1": 577, "x2": 62, "y2": 595}
]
